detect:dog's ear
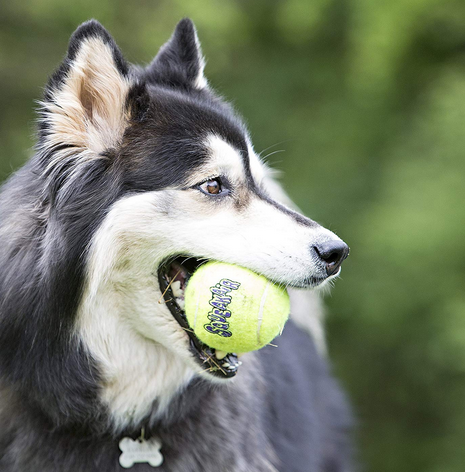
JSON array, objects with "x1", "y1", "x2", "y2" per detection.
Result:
[
  {"x1": 39, "y1": 20, "x2": 135, "y2": 159},
  {"x1": 145, "y1": 18, "x2": 207, "y2": 90}
]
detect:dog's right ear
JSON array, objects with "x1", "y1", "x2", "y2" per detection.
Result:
[{"x1": 39, "y1": 20, "x2": 137, "y2": 162}]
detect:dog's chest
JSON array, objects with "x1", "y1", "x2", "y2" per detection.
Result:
[{"x1": 123, "y1": 374, "x2": 276, "y2": 472}]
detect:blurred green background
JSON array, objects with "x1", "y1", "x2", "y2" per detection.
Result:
[{"x1": 1, "y1": 1, "x2": 464, "y2": 471}]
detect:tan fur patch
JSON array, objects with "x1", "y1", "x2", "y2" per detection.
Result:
[{"x1": 39, "y1": 37, "x2": 131, "y2": 173}]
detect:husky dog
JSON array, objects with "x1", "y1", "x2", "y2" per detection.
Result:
[{"x1": 0, "y1": 19, "x2": 352, "y2": 472}]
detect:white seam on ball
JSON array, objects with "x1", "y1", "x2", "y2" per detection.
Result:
[
  {"x1": 257, "y1": 280, "x2": 271, "y2": 344},
  {"x1": 194, "y1": 290, "x2": 201, "y2": 329}
]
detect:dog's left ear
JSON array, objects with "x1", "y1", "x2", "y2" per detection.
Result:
[{"x1": 145, "y1": 18, "x2": 207, "y2": 90}]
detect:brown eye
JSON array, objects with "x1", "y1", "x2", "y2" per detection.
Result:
[
  {"x1": 206, "y1": 180, "x2": 220, "y2": 194},
  {"x1": 199, "y1": 178, "x2": 223, "y2": 195}
]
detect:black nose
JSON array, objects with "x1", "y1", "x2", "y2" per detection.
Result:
[{"x1": 313, "y1": 240, "x2": 349, "y2": 276}]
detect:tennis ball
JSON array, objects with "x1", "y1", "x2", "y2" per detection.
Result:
[{"x1": 184, "y1": 261, "x2": 290, "y2": 353}]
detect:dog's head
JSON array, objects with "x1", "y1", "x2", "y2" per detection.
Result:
[{"x1": 37, "y1": 19, "x2": 348, "y2": 426}]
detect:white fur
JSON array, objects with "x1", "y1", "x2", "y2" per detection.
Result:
[
  {"x1": 288, "y1": 289, "x2": 327, "y2": 355},
  {"x1": 76, "y1": 197, "x2": 196, "y2": 431},
  {"x1": 192, "y1": 26, "x2": 208, "y2": 89},
  {"x1": 183, "y1": 135, "x2": 246, "y2": 187},
  {"x1": 77, "y1": 135, "x2": 343, "y2": 428},
  {"x1": 247, "y1": 142, "x2": 268, "y2": 186}
]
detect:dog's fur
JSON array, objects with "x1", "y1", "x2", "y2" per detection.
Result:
[{"x1": 0, "y1": 19, "x2": 353, "y2": 471}]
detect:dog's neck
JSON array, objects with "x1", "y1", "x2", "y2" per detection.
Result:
[{"x1": 76, "y1": 277, "x2": 194, "y2": 431}]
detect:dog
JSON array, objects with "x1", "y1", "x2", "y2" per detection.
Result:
[{"x1": 0, "y1": 19, "x2": 353, "y2": 472}]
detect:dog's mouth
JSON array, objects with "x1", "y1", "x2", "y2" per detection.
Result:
[{"x1": 157, "y1": 256, "x2": 241, "y2": 379}]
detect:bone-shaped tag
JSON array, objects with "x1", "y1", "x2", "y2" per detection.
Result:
[{"x1": 119, "y1": 437, "x2": 163, "y2": 468}]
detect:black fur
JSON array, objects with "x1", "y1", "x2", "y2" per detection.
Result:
[
  {"x1": 145, "y1": 18, "x2": 205, "y2": 90},
  {"x1": 0, "y1": 19, "x2": 353, "y2": 471}
]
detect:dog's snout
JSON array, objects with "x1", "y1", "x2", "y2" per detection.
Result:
[{"x1": 313, "y1": 240, "x2": 349, "y2": 276}]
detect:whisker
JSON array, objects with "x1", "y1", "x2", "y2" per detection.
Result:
[
  {"x1": 261, "y1": 149, "x2": 285, "y2": 163},
  {"x1": 258, "y1": 140, "x2": 290, "y2": 157}
]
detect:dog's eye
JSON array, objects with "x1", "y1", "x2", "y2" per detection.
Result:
[{"x1": 199, "y1": 178, "x2": 224, "y2": 195}]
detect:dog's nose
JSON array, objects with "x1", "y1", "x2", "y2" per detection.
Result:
[{"x1": 313, "y1": 240, "x2": 349, "y2": 276}]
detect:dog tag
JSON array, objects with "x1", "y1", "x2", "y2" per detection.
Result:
[{"x1": 119, "y1": 436, "x2": 164, "y2": 468}]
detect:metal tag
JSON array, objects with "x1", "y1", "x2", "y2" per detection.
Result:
[{"x1": 118, "y1": 436, "x2": 164, "y2": 469}]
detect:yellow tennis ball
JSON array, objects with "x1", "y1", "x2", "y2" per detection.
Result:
[{"x1": 184, "y1": 261, "x2": 290, "y2": 353}]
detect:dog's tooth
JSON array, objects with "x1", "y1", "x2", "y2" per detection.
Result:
[
  {"x1": 215, "y1": 350, "x2": 227, "y2": 360},
  {"x1": 171, "y1": 280, "x2": 183, "y2": 298},
  {"x1": 177, "y1": 298, "x2": 185, "y2": 309},
  {"x1": 222, "y1": 362, "x2": 230, "y2": 368}
]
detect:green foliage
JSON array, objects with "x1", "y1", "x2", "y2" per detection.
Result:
[{"x1": 1, "y1": 1, "x2": 464, "y2": 470}]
